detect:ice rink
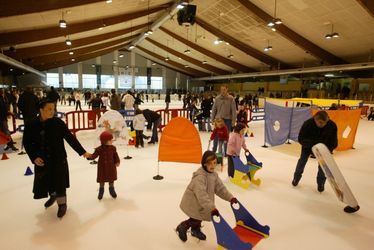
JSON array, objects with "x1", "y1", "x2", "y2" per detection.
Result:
[{"x1": 0, "y1": 100, "x2": 373, "y2": 250}]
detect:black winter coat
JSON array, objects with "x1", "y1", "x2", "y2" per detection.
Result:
[
  {"x1": 23, "y1": 117, "x2": 86, "y2": 199},
  {"x1": 298, "y1": 118, "x2": 338, "y2": 152},
  {"x1": 17, "y1": 91, "x2": 39, "y2": 123},
  {"x1": 201, "y1": 99, "x2": 213, "y2": 118},
  {"x1": 143, "y1": 109, "x2": 161, "y2": 129}
]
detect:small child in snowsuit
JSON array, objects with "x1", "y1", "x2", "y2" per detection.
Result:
[
  {"x1": 176, "y1": 150, "x2": 238, "y2": 242},
  {"x1": 227, "y1": 123, "x2": 250, "y2": 178},
  {"x1": 89, "y1": 131, "x2": 120, "y2": 200},
  {"x1": 210, "y1": 118, "x2": 229, "y2": 157},
  {"x1": 133, "y1": 109, "x2": 146, "y2": 148}
]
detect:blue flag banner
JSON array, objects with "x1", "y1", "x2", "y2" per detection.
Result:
[
  {"x1": 265, "y1": 102, "x2": 292, "y2": 146},
  {"x1": 264, "y1": 102, "x2": 311, "y2": 146},
  {"x1": 289, "y1": 107, "x2": 312, "y2": 141}
]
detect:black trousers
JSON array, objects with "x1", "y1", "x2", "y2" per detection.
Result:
[
  {"x1": 180, "y1": 218, "x2": 202, "y2": 230},
  {"x1": 293, "y1": 147, "x2": 326, "y2": 186},
  {"x1": 135, "y1": 130, "x2": 144, "y2": 147}
]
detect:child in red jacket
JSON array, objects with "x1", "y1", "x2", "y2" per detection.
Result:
[
  {"x1": 210, "y1": 118, "x2": 229, "y2": 157},
  {"x1": 89, "y1": 131, "x2": 120, "y2": 200}
]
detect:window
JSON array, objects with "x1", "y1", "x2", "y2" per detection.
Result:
[
  {"x1": 118, "y1": 67, "x2": 132, "y2": 89},
  {"x1": 82, "y1": 74, "x2": 97, "y2": 89},
  {"x1": 151, "y1": 76, "x2": 163, "y2": 89},
  {"x1": 46, "y1": 73, "x2": 59, "y2": 88},
  {"x1": 101, "y1": 75, "x2": 114, "y2": 89},
  {"x1": 63, "y1": 73, "x2": 78, "y2": 88},
  {"x1": 135, "y1": 76, "x2": 147, "y2": 89}
]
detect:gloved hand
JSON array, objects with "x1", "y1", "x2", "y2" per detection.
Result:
[
  {"x1": 230, "y1": 197, "x2": 238, "y2": 205},
  {"x1": 211, "y1": 208, "x2": 219, "y2": 217}
]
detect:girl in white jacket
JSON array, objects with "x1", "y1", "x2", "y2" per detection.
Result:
[
  {"x1": 176, "y1": 151, "x2": 237, "y2": 242},
  {"x1": 132, "y1": 109, "x2": 146, "y2": 148}
]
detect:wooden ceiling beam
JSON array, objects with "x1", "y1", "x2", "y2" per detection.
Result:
[
  {"x1": 0, "y1": 0, "x2": 105, "y2": 18},
  {"x1": 146, "y1": 38, "x2": 230, "y2": 75},
  {"x1": 159, "y1": 27, "x2": 255, "y2": 73},
  {"x1": 5, "y1": 23, "x2": 150, "y2": 59},
  {"x1": 196, "y1": 17, "x2": 290, "y2": 69},
  {"x1": 127, "y1": 49, "x2": 195, "y2": 77},
  {"x1": 136, "y1": 46, "x2": 209, "y2": 77},
  {"x1": 30, "y1": 34, "x2": 138, "y2": 66},
  {"x1": 37, "y1": 43, "x2": 130, "y2": 71},
  {"x1": 356, "y1": 0, "x2": 374, "y2": 18},
  {"x1": 237, "y1": 0, "x2": 348, "y2": 65},
  {"x1": 0, "y1": 3, "x2": 171, "y2": 47}
]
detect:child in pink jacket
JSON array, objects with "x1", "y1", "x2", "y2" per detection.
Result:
[{"x1": 226, "y1": 123, "x2": 249, "y2": 177}]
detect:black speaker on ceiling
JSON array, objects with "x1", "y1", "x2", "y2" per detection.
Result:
[{"x1": 177, "y1": 5, "x2": 197, "y2": 26}]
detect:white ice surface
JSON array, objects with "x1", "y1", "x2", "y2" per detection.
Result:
[{"x1": 0, "y1": 100, "x2": 373, "y2": 250}]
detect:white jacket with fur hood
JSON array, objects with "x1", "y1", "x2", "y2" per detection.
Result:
[{"x1": 180, "y1": 167, "x2": 234, "y2": 221}]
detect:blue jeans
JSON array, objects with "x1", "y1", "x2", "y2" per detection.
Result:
[
  {"x1": 212, "y1": 139, "x2": 226, "y2": 157},
  {"x1": 213, "y1": 119, "x2": 232, "y2": 155},
  {"x1": 150, "y1": 117, "x2": 162, "y2": 143},
  {"x1": 293, "y1": 148, "x2": 326, "y2": 186}
]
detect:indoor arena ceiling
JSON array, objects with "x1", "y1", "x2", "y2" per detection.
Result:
[{"x1": 0, "y1": 0, "x2": 373, "y2": 77}]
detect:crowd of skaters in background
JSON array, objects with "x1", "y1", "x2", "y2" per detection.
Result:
[{"x1": 1, "y1": 84, "x2": 372, "y2": 154}]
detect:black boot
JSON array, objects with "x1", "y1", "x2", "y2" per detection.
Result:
[
  {"x1": 292, "y1": 175, "x2": 301, "y2": 186},
  {"x1": 44, "y1": 195, "x2": 56, "y2": 208},
  {"x1": 191, "y1": 228, "x2": 207, "y2": 241},
  {"x1": 176, "y1": 223, "x2": 188, "y2": 242},
  {"x1": 98, "y1": 187, "x2": 104, "y2": 200},
  {"x1": 109, "y1": 187, "x2": 117, "y2": 198},
  {"x1": 57, "y1": 204, "x2": 67, "y2": 218}
]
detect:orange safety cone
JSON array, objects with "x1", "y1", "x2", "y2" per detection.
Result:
[
  {"x1": 1, "y1": 152, "x2": 9, "y2": 160},
  {"x1": 250, "y1": 132, "x2": 254, "y2": 137}
]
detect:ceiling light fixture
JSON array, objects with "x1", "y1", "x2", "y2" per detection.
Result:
[
  {"x1": 91, "y1": 64, "x2": 96, "y2": 68},
  {"x1": 214, "y1": 11, "x2": 225, "y2": 45},
  {"x1": 325, "y1": 24, "x2": 339, "y2": 40},
  {"x1": 10, "y1": 68, "x2": 13, "y2": 71},
  {"x1": 267, "y1": 0, "x2": 282, "y2": 29},
  {"x1": 152, "y1": 62, "x2": 156, "y2": 66},
  {"x1": 202, "y1": 60, "x2": 208, "y2": 64},
  {"x1": 184, "y1": 49, "x2": 191, "y2": 54},
  {"x1": 106, "y1": 0, "x2": 112, "y2": 3},
  {"x1": 184, "y1": 65, "x2": 189, "y2": 68},
  {"x1": 214, "y1": 37, "x2": 223, "y2": 45},
  {"x1": 144, "y1": 1, "x2": 153, "y2": 37},
  {"x1": 59, "y1": 20, "x2": 67, "y2": 28},
  {"x1": 165, "y1": 57, "x2": 170, "y2": 61},
  {"x1": 119, "y1": 54, "x2": 124, "y2": 58},
  {"x1": 65, "y1": 38, "x2": 72, "y2": 46},
  {"x1": 227, "y1": 54, "x2": 234, "y2": 59},
  {"x1": 69, "y1": 51, "x2": 74, "y2": 55},
  {"x1": 59, "y1": 12, "x2": 67, "y2": 28},
  {"x1": 264, "y1": 40, "x2": 273, "y2": 52},
  {"x1": 129, "y1": 45, "x2": 135, "y2": 50},
  {"x1": 71, "y1": 58, "x2": 75, "y2": 62},
  {"x1": 113, "y1": 60, "x2": 117, "y2": 64}
]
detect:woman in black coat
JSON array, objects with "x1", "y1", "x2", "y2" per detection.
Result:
[{"x1": 23, "y1": 99, "x2": 90, "y2": 218}]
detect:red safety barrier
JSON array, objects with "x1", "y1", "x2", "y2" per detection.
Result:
[
  {"x1": 360, "y1": 105, "x2": 369, "y2": 118},
  {"x1": 8, "y1": 113, "x2": 17, "y2": 135},
  {"x1": 155, "y1": 109, "x2": 190, "y2": 131},
  {"x1": 65, "y1": 109, "x2": 106, "y2": 136}
]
